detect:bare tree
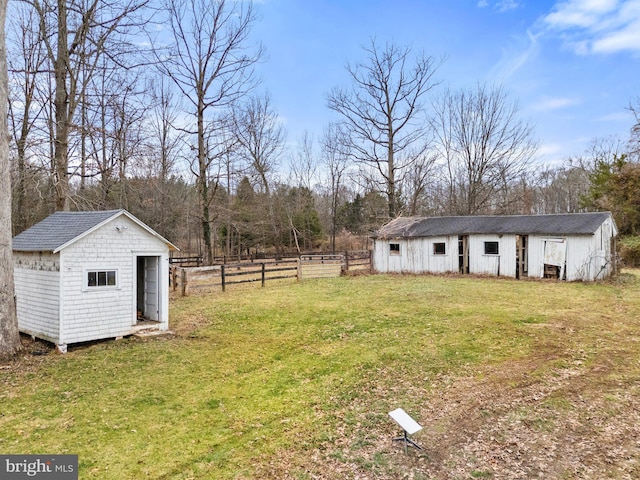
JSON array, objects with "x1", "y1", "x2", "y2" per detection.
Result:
[
  {"x1": 233, "y1": 93, "x2": 285, "y2": 195},
  {"x1": 431, "y1": 84, "x2": 538, "y2": 215},
  {"x1": 327, "y1": 39, "x2": 441, "y2": 219},
  {"x1": 29, "y1": 0, "x2": 150, "y2": 211},
  {"x1": 289, "y1": 130, "x2": 316, "y2": 190},
  {"x1": 628, "y1": 98, "x2": 640, "y2": 159},
  {"x1": 0, "y1": 0, "x2": 22, "y2": 358},
  {"x1": 533, "y1": 159, "x2": 589, "y2": 214},
  {"x1": 148, "y1": 78, "x2": 181, "y2": 183},
  {"x1": 143, "y1": 78, "x2": 183, "y2": 237},
  {"x1": 160, "y1": 0, "x2": 261, "y2": 263},
  {"x1": 583, "y1": 135, "x2": 626, "y2": 170},
  {"x1": 7, "y1": 3, "x2": 49, "y2": 232},
  {"x1": 232, "y1": 92, "x2": 286, "y2": 254},
  {"x1": 403, "y1": 149, "x2": 439, "y2": 215},
  {"x1": 74, "y1": 59, "x2": 148, "y2": 210},
  {"x1": 321, "y1": 122, "x2": 350, "y2": 252}
]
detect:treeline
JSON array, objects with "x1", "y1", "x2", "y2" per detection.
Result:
[{"x1": 8, "y1": 0, "x2": 640, "y2": 262}]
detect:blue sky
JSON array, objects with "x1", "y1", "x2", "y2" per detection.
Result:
[{"x1": 249, "y1": 0, "x2": 640, "y2": 165}]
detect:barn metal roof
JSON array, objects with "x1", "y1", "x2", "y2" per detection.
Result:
[
  {"x1": 12, "y1": 210, "x2": 179, "y2": 252},
  {"x1": 372, "y1": 212, "x2": 615, "y2": 239}
]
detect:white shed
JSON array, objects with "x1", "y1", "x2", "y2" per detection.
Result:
[
  {"x1": 12, "y1": 210, "x2": 178, "y2": 351},
  {"x1": 372, "y1": 212, "x2": 618, "y2": 282}
]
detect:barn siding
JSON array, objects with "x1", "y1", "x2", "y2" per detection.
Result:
[
  {"x1": 518, "y1": 230, "x2": 616, "y2": 282},
  {"x1": 467, "y1": 234, "x2": 517, "y2": 277},
  {"x1": 567, "y1": 235, "x2": 601, "y2": 281},
  {"x1": 60, "y1": 215, "x2": 170, "y2": 344},
  {"x1": 13, "y1": 252, "x2": 61, "y2": 343},
  {"x1": 373, "y1": 236, "x2": 459, "y2": 274},
  {"x1": 564, "y1": 226, "x2": 614, "y2": 281},
  {"x1": 420, "y1": 236, "x2": 458, "y2": 273}
]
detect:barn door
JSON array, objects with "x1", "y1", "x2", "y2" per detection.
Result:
[
  {"x1": 516, "y1": 235, "x2": 528, "y2": 279},
  {"x1": 458, "y1": 236, "x2": 469, "y2": 274},
  {"x1": 137, "y1": 256, "x2": 160, "y2": 322},
  {"x1": 543, "y1": 239, "x2": 566, "y2": 279}
]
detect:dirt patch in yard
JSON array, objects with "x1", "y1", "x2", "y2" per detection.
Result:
[{"x1": 255, "y1": 333, "x2": 640, "y2": 479}]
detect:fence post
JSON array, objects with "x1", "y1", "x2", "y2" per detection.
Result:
[
  {"x1": 297, "y1": 258, "x2": 302, "y2": 281},
  {"x1": 221, "y1": 265, "x2": 226, "y2": 292},
  {"x1": 261, "y1": 263, "x2": 266, "y2": 287},
  {"x1": 344, "y1": 251, "x2": 349, "y2": 273},
  {"x1": 174, "y1": 267, "x2": 179, "y2": 292},
  {"x1": 181, "y1": 268, "x2": 188, "y2": 297}
]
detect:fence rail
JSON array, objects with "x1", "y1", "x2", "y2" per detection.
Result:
[
  {"x1": 220, "y1": 260, "x2": 299, "y2": 291},
  {"x1": 169, "y1": 255, "x2": 204, "y2": 267},
  {"x1": 170, "y1": 250, "x2": 371, "y2": 296}
]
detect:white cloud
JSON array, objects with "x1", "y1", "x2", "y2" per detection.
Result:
[
  {"x1": 596, "y1": 111, "x2": 634, "y2": 122},
  {"x1": 476, "y1": 0, "x2": 520, "y2": 12},
  {"x1": 532, "y1": 96, "x2": 581, "y2": 111},
  {"x1": 545, "y1": 0, "x2": 619, "y2": 29},
  {"x1": 535, "y1": 142, "x2": 577, "y2": 165},
  {"x1": 490, "y1": 29, "x2": 540, "y2": 79},
  {"x1": 538, "y1": 142, "x2": 565, "y2": 157},
  {"x1": 496, "y1": 0, "x2": 521, "y2": 12},
  {"x1": 543, "y1": 0, "x2": 640, "y2": 54},
  {"x1": 592, "y1": 20, "x2": 640, "y2": 52}
]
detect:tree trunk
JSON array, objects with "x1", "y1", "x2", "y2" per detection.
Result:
[
  {"x1": 0, "y1": 0, "x2": 22, "y2": 357},
  {"x1": 53, "y1": 0, "x2": 70, "y2": 211},
  {"x1": 387, "y1": 127, "x2": 396, "y2": 219},
  {"x1": 14, "y1": 120, "x2": 28, "y2": 232},
  {"x1": 197, "y1": 99, "x2": 213, "y2": 264}
]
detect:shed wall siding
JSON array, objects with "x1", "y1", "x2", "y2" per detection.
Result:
[
  {"x1": 13, "y1": 252, "x2": 61, "y2": 343},
  {"x1": 467, "y1": 235, "x2": 517, "y2": 277},
  {"x1": 568, "y1": 235, "x2": 603, "y2": 281},
  {"x1": 526, "y1": 234, "x2": 611, "y2": 281},
  {"x1": 373, "y1": 237, "x2": 459, "y2": 274},
  {"x1": 60, "y1": 215, "x2": 170, "y2": 344}
]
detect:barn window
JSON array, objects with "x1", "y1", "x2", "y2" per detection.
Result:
[
  {"x1": 389, "y1": 243, "x2": 400, "y2": 255},
  {"x1": 484, "y1": 241, "x2": 499, "y2": 255},
  {"x1": 87, "y1": 270, "x2": 117, "y2": 287},
  {"x1": 433, "y1": 242, "x2": 446, "y2": 255}
]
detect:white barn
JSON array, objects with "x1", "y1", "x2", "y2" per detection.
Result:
[
  {"x1": 12, "y1": 210, "x2": 178, "y2": 351},
  {"x1": 372, "y1": 213, "x2": 618, "y2": 282}
]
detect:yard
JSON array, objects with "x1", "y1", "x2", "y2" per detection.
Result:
[{"x1": 1, "y1": 272, "x2": 640, "y2": 479}]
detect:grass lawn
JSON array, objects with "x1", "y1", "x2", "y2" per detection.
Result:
[{"x1": 2, "y1": 272, "x2": 640, "y2": 479}]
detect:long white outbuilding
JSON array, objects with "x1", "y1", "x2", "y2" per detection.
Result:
[{"x1": 372, "y1": 212, "x2": 618, "y2": 281}]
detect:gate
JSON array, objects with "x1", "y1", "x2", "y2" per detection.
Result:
[{"x1": 299, "y1": 254, "x2": 343, "y2": 279}]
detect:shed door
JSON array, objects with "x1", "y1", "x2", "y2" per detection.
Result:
[
  {"x1": 458, "y1": 236, "x2": 469, "y2": 274},
  {"x1": 543, "y1": 239, "x2": 566, "y2": 279},
  {"x1": 137, "y1": 256, "x2": 160, "y2": 321},
  {"x1": 516, "y1": 235, "x2": 528, "y2": 279}
]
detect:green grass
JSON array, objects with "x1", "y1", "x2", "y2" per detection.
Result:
[{"x1": 2, "y1": 272, "x2": 640, "y2": 479}]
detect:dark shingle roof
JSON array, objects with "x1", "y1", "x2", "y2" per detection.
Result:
[
  {"x1": 12, "y1": 210, "x2": 123, "y2": 252},
  {"x1": 373, "y1": 212, "x2": 614, "y2": 239}
]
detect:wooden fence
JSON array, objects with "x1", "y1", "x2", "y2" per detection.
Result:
[
  {"x1": 171, "y1": 251, "x2": 371, "y2": 296},
  {"x1": 343, "y1": 250, "x2": 372, "y2": 273}
]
